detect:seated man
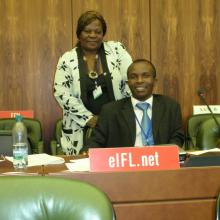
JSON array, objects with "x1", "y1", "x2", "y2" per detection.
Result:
[{"x1": 87, "y1": 59, "x2": 184, "y2": 148}]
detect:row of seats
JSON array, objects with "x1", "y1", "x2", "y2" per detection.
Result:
[
  {"x1": 0, "y1": 113, "x2": 220, "y2": 156},
  {"x1": 0, "y1": 118, "x2": 92, "y2": 155},
  {"x1": 51, "y1": 114, "x2": 220, "y2": 153}
]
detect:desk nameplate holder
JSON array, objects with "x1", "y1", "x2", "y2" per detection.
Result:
[
  {"x1": 89, "y1": 146, "x2": 180, "y2": 172},
  {"x1": 0, "y1": 110, "x2": 34, "y2": 118}
]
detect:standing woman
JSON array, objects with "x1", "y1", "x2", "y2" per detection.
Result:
[{"x1": 54, "y1": 10, "x2": 132, "y2": 155}]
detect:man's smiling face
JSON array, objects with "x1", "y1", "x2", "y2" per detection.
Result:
[{"x1": 127, "y1": 61, "x2": 156, "y2": 101}]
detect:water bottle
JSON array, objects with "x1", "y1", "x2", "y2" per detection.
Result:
[{"x1": 12, "y1": 115, "x2": 28, "y2": 169}]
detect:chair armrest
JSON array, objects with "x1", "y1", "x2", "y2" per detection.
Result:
[
  {"x1": 32, "y1": 141, "x2": 44, "y2": 154},
  {"x1": 50, "y1": 140, "x2": 57, "y2": 155},
  {"x1": 37, "y1": 141, "x2": 44, "y2": 153}
]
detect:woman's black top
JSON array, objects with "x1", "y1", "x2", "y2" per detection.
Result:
[
  {"x1": 85, "y1": 74, "x2": 110, "y2": 115},
  {"x1": 76, "y1": 43, "x2": 115, "y2": 115}
]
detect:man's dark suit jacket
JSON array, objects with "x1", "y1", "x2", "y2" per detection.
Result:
[{"x1": 88, "y1": 94, "x2": 184, "y2": 148}]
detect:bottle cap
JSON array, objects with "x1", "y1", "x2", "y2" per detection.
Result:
[{"x1": 15, "y1": 114, "x2": 23, "y2": 122}]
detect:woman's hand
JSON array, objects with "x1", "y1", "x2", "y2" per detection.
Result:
[{"x1": 86, "y1": 116, "x2": 98, "y2": 128}]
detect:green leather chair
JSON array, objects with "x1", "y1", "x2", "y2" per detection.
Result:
[
  {"x1": 186, "y1": 114, "x2": 220, "y2": 150},
  {"x1": 0, "y1": 129, "x2": 32, "y2": 156},
  {"x1": 0, "y1": 118, "x2": 44, "y2": 154},
  {"x1": 0, "y1": 176, "x2": 115, "y2": 220},
  {"x1": 50, "y1": 119, "x2": 92, "y2": 155},
  {"x1": 196, "y1": 117, "x2": 220, "y2": 150}
]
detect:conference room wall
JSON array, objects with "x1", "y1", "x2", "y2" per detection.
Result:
[
  {"x1": 151, "y1": 0, "x2": 220, "y2": 126},
  {"x1": 0, "y1": 0, "x2": 219, "y2": 152}
]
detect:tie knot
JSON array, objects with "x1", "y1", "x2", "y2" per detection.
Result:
[{"x1": 136, "y1": 102, "x2": 150, "y2": 111}]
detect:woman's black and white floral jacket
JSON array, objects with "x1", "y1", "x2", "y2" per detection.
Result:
[{"x1": 54, "y1": 41, "x2": 132, "y2": 155}]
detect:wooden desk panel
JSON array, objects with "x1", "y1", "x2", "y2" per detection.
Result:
[
  {"x1": 114, "y1": 199, "x2": 216, "y2": 220},
  {"x1": 49, "y1": 167, "x2": 220, "y2": 201},
  {"x1": 49, "y1": 166, "x2": 220, "y2": 220}
]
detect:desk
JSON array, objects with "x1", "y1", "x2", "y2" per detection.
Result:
[
  {"x1": 0, "y1": 159, "x2": 43, "y2": 174},
  {"x1": 1, "y1": 158, "x2": 220, "y2": 220},
  {"x1": 46, "y1": 165, "x2": 220, "y2": 220},
  {"x1": 0, "y1": 155, "x2": 75, "y2": 175}
]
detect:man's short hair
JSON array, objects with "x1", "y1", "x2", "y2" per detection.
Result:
[{"x1": 127, "y1": 59, "x2": 157, "y2": 78}]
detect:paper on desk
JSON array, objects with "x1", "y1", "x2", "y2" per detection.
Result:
[
  {"x1": 65, "y1": 158, "x2": 90, "y2": 171},
  {"x1": 5, "y1": 153, "x2": 65, "y2": 167},
  {"x1": 188, "y1": 148, "x2": 220, "y2": 155},
  {"x1": 0, "y1": 171, "x2": 39, "y2": 176}
]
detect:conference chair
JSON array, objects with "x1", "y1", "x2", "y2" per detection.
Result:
[
  {"x1": 0, "y1": 129, "x2": 32, "y2": 156},
  {"x1": 0, "y1": 176, "x2": 115, "y2": 220},
  {"x1": 186, "y1": 114, "x2": 220, "y2": 150},
  {"x1": 50, "y1": 118, "x2": 92, "y2": 155},
  {"x1": 217, "y1": 193, "x2": 220, "y2": 220},
  {"x1": 0, "y1": 118, "x2": 44, "y2": 154},
  {"x1": 196, "y1": 117, "x2": 220, "y2": 150}
]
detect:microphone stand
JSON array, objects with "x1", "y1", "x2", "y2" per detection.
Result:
[{"x1": 199, "y1": 94, "x2": 220, "y2": 131}]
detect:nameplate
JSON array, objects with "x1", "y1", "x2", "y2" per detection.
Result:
[
  {"x1": 0, "y1": 110, "x2": 34, "y2": 118},
  {"x1": 89, "y1": 146, "x2": 180, "y2": 172},
  {"x1": 193, "y1": 105, "x2": 220, "y2": 114}
]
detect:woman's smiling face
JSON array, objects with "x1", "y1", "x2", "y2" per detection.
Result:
[{"x1": 79, "y1": 19, "x2": 104, "y2": 53}]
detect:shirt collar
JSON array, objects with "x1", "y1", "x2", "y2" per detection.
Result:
[{"x1": 131, "y1": 95, "x2": 153, "y2": 109}]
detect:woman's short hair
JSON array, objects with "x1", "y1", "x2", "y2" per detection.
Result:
[{"x1": 76, "y1": 10, "x2": 107, "y2": 38}]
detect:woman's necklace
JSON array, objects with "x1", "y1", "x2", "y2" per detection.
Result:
[{"x1": 83, "y1": 54, "x2": 100, "y2": 79}]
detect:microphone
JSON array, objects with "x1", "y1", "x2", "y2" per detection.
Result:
[{"x1": 197, "y1": 88, "x2": 220, "y2": 133}]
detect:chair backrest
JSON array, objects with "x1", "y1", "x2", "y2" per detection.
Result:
[
  {"x1": 0, "y1": 176, "x2": 115, "y2": 220},
  {"x1": 196, "y1": 117, "x2": 220, "y2": 150},
  {"x1": 217, "y1": 193, "x2": 220, "y2": 220},
  {"x1": 0, "y1": 118, "x2": 43, "y2": 154},
  {"x1": 186, "y1": 114, "x2": 220, "y2": 150}
]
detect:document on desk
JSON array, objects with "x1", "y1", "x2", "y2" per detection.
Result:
[
  {"x1": 65, "y1": 158, "x2": 90, "y2": 172},
  {"x1": 5, "y1": 153, "x2": 65, "y2": 167},
  {"x1": 188, "y1": 148, "x2": 220, "y2": 155}
]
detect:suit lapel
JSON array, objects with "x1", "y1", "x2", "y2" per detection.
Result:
[
  {"x1": 120, "y1": 98, "x2": 136, "y2": 145},
  {"x1": 152, "y1": 95, "x2": 164, "y2": 140}
]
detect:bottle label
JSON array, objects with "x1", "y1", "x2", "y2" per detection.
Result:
[{"x1": 13, "y1": 143, "x2": 28, "y2": 169}]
